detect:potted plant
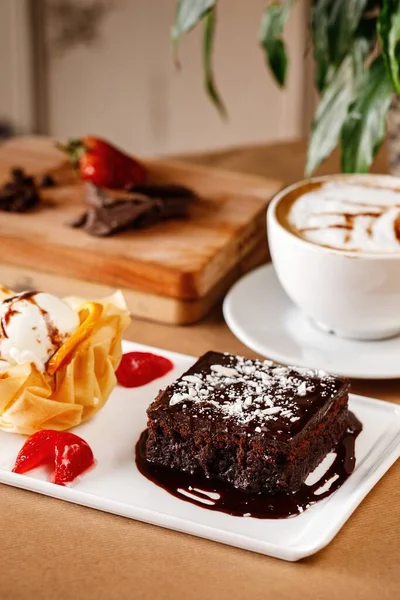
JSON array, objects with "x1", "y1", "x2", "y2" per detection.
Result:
[{"x1": 172, "y1": 1, "x2": 400, "y2": 175}]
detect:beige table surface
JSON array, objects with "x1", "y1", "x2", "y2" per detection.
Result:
[{"x1": 1, "y1": 140, "x2": 399, "y2": 600}]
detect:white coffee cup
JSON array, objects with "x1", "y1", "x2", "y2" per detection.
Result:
[{"x1": 267, "y1": 174, "x2": 400, "y2": 340}]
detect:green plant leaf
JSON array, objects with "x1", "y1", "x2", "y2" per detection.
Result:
[
  {"x1": 378, "y1": 0, "x2": 400, "y2": 94},
  {"x1": 311, "y1": 0, "x2": 369, "y2": 91},
  {"x1": 311, "y1": 0, "x2": 331, "y2": 91},
  {"x1": 172, "y1": 0, "x2": 215, "y2": 41},
  {"x1": 171, "y1": 1, "x2": 225, "y2": 117},
  {"x1": 341, "y1": 57, "x2": 394, "y2": 173},
  {"x1": 306, "y1": 28, "x2": 375, "y2": 176},
  {"x1": 306, "y1": 55, "x2": 356, "y2": 176},
  {"x1": 328, "y1": 0, "x2": 369, "y2": 63},
  {"x1": 259, "y1": 1, "x2": 294, "y2": 87},
  {"x1": 203, "y1": 9, "x2": 227, "y2": 117},
  {"x1": 352, "y1": 15, "x2": 379, "y2": 82}
]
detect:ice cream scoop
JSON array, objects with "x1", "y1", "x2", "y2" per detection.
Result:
[{"x1": 0, "y1": 291, "x2": 80, "y2": 371}]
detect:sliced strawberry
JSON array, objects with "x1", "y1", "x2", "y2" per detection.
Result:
[
  {"x1": 53, "y1": 432, "x2": 94, "y2": 485},
  {"x1": 116, "y1": 351, "x2": 174, "y2": 388},
  {"x1": 12, "y1": 430, "x2": 58, "y2": 474},
  {"x1": 12, "y1": 430, "x2": 94, "y2": 485}
]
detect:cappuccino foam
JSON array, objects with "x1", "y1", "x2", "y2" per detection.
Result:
[{"x1": 288, "y1": 181, "x2": 400, "y2": 252}]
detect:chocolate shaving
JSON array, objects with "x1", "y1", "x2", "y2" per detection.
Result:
[
  {"x1": 0, "y1": 167, "x2": 41, "y2": 212},
  {"x1": 70, "y1": 183, "x2": 195, "y2": 237}
]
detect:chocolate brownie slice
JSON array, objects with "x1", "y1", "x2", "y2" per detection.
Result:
[{"x1": 145, "y1": 351, "x2": 350, "y2": 494}]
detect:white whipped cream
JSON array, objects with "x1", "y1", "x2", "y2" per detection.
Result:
[
  {"x1": 0, "y1": 292, "x2": 80, "y2": 371},
  {"x1": 288, "y1": 181, "x2": 400, "y2": 252}
]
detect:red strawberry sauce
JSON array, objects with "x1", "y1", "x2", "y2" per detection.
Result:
[{"x1": 116, "y1": 352, "x2": 174, "y2": 388}]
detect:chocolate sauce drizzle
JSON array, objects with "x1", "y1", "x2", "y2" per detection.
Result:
[
  {"x1": 135, "y1": 412, "x2": 362, "y2": 519},
  {"x1": 394, "y1": 214, "x2": 400, "y2": 242}
]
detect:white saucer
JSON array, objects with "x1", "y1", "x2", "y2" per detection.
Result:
[{"x1": 223, "y1": 264, "x2": 400, "y2": 379}]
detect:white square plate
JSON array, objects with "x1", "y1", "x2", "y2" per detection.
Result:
[{"x1": 0, "y1": 341, "x2": 399, "y2": 562}]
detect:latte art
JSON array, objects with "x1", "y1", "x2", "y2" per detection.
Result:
[{"x1": 288, "y1": 181, "x2": 400, "y2": 252}]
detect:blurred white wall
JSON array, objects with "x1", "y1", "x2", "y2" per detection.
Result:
[
  {"x1": 0, "y1": 0, "x2": 33, "y2": 135},
  {"x1": 44, "y1": 0, "x2": 309, "y2": 156},
  {"x1": 0, "y1": 0, "x2": 310, "y2": 155}
]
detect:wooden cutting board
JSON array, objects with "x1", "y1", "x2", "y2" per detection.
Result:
[{"x1": 0, "y1": 136, "x2": 281, "y2": 323}]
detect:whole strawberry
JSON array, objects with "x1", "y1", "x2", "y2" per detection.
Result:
[{"x1": 58, "y1": 135, "x2": 146, "y2": 189}]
